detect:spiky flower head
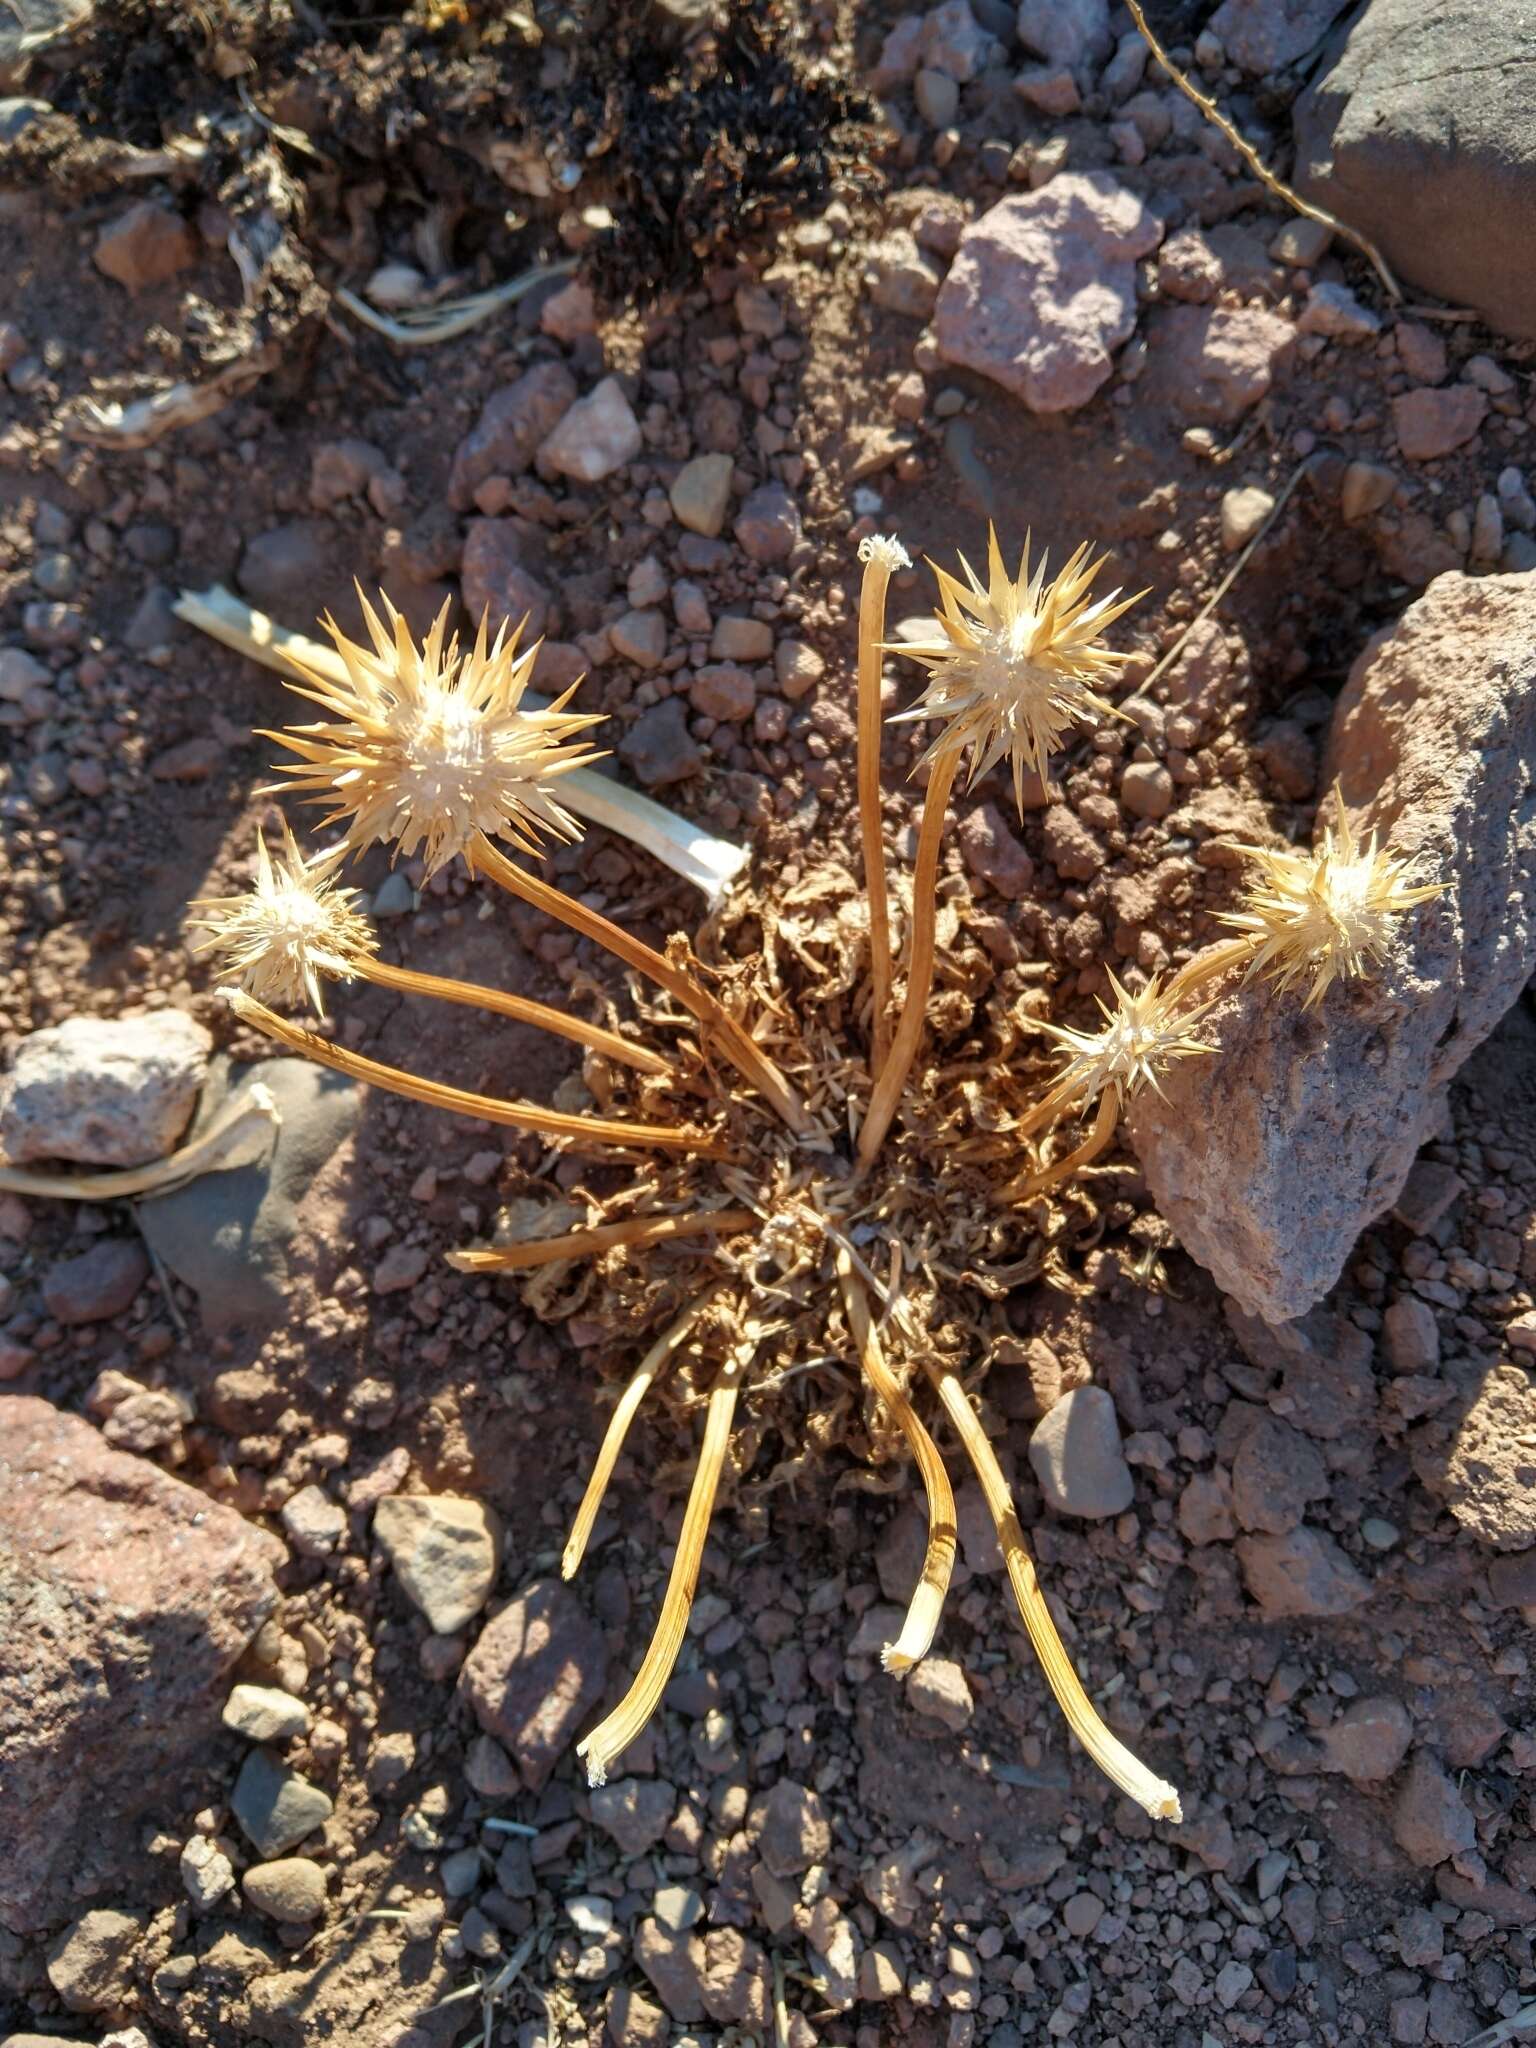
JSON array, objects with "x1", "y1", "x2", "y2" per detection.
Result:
[
  {"x1": 1219, "y1": 794, "x2": 1443, "y2": 1009},
  {"x1": 264, "y1": 588, "x2": 603, "y2": 876},
  {"x1": 893, "y1": 525, "x2": 1143, "y2": 810},
  {"x1": 1038, "y1": 970, "x2": 1214, "y2": 1111},
  {"x1": 190, "y1": 821, "x2": 376, "y2": 1015}
]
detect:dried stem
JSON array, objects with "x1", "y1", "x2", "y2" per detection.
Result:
[
  {"x1": 856, "y1": 550, "x2": 899, "y2": 1073},
  {"x1": 1163, "y1": 935, "x2": 1254, "y2": 1006},
  {"x1": 838, "y1": 1252, "x2": 956, "y2": 1672},
  {"x1": 1124, "y1": 0, "x2": 1401, "y2": 301},
  {"x1": 357, "y1": 956, "x2": 671, "y2": 1076},
  {"x1": 925, "y1": 1361, "x2": 1183, "y2": 1821},
  {"x1": 562, "y1": 1290, "x2": 720, "y2": 1579},
  {"x1": 448, "y1": 1208, "x2": 757, "y2": 1274},
  {"x1": 577, "y1": 1340, "x2": 748, "y2": 1785},
  {"x1": 225, "y1": 990, "x2": 723, "y2": 1159},
  {"x1": 857, "y1": 747, "x2": 960, "y2": 1168},
  {"x1": 1003, "y1": 1088, "x2": 1120, "y2": 1202},
  {"x1": 467, "y1": 832, "x2": 811, "y2": 1137}
]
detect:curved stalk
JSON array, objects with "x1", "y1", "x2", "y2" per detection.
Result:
[
  {"x1": 1002, "y1": 1088, "x2": 1119, "y2": 1203},
  {"x1": 856, "y1": 547, "x2": 902, "y2": 1072},
  {"x1": 925, "y1": 1361, "x2": 1182, "y2": 1821},
  {"x1": 857, "y1": 748, "x2": 960, "y2": 1168},
  {"x1": 578, "y1": 1340, "x2": 748, "y2": 1785},
  {"x1": 562, "y1": 1290, "x2": 720, "y2": 1579},
  {"x1": 467, "y1": 832, "x2": 812, "y2": 1138},
  {"x1": 448, "y1": 1208, "x2": 757, "y2": 1275},
  {"x1": 838, "y1": 1251, "x2": 955, "y2": 1672},
  {"x1": 224, "y1": 991, "x2": 723, "y2": 1159},
  {"x1": 357, "y1": 956, "x2": 670, "y2": 1076},
  {"x1": 1163, "y1": 936, "x2": 1254, "y2": 1007}
]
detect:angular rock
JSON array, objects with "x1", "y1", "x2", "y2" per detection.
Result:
[
  {"x1": 181, "y1": 1833, "x2": 236, "y2": 1910},
  {"x1": 1393, "y1": 1751, "x2": 1476, "y2": 1867},
  {"x1": 0, "y1": 1399, "x2": 279, "y2": 1934},
  {"x1": 669, "y1": 453, "x2": 734, "y2": 538},
  {"x1": 590, "y1": 1776, "x2": 675, "y2": 1859},
  {"x1": 1131, "y1": 571, "x2": 1536, "y2": 1320},
  {"x1": 1411, "y1": 1359, "x2": 1536, "y2": 1551},
  {"x1": 634, "y1": 1919, "x2": 707, "y2": 2021},
  {"x1": 865, "y1": 230, "x2": 945, "y2": 319},
  {"x1": 755, "y1": 1779, "x2": 830, "y2": 1878},
  {"x1": 93, "y1": 201, "x2": 197, "y2": 291},
  {"x1": 934, "y1": 175, "x2": 1162, "y2": 412},
  {"x1": 689, "y1": 662, "x2": 755, "y2": 722},
  {"x1": 0, "y1": 1012, "x2": 209, "y2": 1167},
  {"x1": 374, "y1": 1494, "x2": 502, "y2": 1634},
  {"x1": 1209, "y1": 0, "x2": 1355, "y2": 74},
  {"x1": 139, "y1": 1057, "x2": 363, "y2": 1335},
  {"x1": 1393, "y1": 386, "x2": 1487, "y2": 462},
  {"x1": 460, "y1": 520, "x2": 551, "y2": 641},
  {"x1": 733, "y1": 481, "x2": 802, "y2": 563},
  {"x1": 449, "y1": 363, "x2": 577, "y2": 510},
  {"x1": 231, "y1": 1749, "x2": 333, "y2": 1859},
  {"x1": 242, "y1": 1857, "x2": 327, "y2": 1923},
  {"x1": 957, "y1": 801, "x2": 1034, "y2": 898},
  {"x1": 1028, "y1": 1385, "x2": 1133, "y2": 1519},
  {"x1": 1016, "y1": 0, "x2": 1110, "y2": 71},
  {"x1": 223, "y1": 1684, "x2": 310, "y2": 1745},
  {"x1": 1145, "y1": 304, "x2": 1295, "y2": 424},
  {"x1": 42, "y1": 1238, "x2": 149, "y2": 1325},
  {"x1": 701, "y1": 1928, "x2": 771, "y2": 2029},
  {"x1": 1228, "y1": 1414, "x2": 1328, "y2": 1535},
  {"x1": 457, "y1": 1578, "x2": 607, "y2": 1788},
  {"x1": 539, "y1": 377, "x2": 642, "y2": 484},
  {"x1": 905, "y1": 1657, "x2": 974, "y2": 1731},
  {"x1": 1297, "y1": 0, "x2": 1536, "y2": 339},
  {"x1": 45, "y1": 1909, "x2": 142, "y2": 2011},
  {"x1": 1238, "y1": 1526, "x2": 1372, "y2": 1619},
  {"x1": 1322, "y1": 1695, "x2": 1414, "y2": 1784},
  {"x1": 618, "y1": 698, "x2": 703, "y2": 788}
]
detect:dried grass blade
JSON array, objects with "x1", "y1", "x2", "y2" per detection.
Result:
[
  {"x1": 562, "y1": 1289, "x2": 721, "y2": 1579},
  {"x1": 577, "y1": 1340, "x2": 748, "y2": 1785},
  {"x1": 224, "y1": 991, "x2": 723, "y2": 1159},
  {"x1": 1006, "y1": 1088, "x2": 1119, "y2": 1202},
  {"x1": 926, "y1": 1362, "x2": 1183, "y2": 1821},
  {"x1": 448, "y1": 1208, "x2": 757, "y2": 1274},
  {"x1": 838, "y1": 1253, "x2": 955, "y2": 1670},
  {"x1": 360, "y1": 956, "x2": 671, "y2": 1076}
]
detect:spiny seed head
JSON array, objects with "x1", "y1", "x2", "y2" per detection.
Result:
[
  {"x1": 190, "y1": 821, "x2": 376, "y2": 1015},
  {"x1": 1219, "y1": 795, "x2": 1443, "y2": 1009},
  {"x1": 892, "y1": 525, "x2": 1144, "y2": 812},
  {"x1": 1038, "y1": 970, "x2": 1214, "y2": 1110},
  {"x1": 264, "y1": 588, "x2": 603, "y2": 876}
]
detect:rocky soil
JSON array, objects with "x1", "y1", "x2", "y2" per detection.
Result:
[{"x1": 4, "y1": 2, "x2": 1536, "y2": 2047}]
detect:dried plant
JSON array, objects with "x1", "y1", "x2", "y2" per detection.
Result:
[{"x1": 194, "y1": 533, "x2": 1443, "y2": 1824}]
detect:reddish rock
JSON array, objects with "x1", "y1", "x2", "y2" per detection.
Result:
[
  {"x1": 1132, "y1": 571, "x2": 1536, "y2": 1320},
  {"x1": 93, "y1": 202, "x2": 198, "y2": 291},
  {"x1": 1210, "y1": 0, "x2": 1354, "y2": 73},
  {"x1": 41, "y1": 1238, "x2": 149, "y2": 1325},
  {"x1": 457, "y1": 1578, "x2": 606, "y2": 1788},
  {"x1": 1228, "y1": 1414, "x2": 1328, "y2": 1535},
  {"x1": 1321, "y1": 1695, "x2": 1414, "y2": 1783},
  {"x1": 448, "y1": 363, "x2": 577, "y2": 510},
  {"x1": 1392, "y1": 385, "x2": 1488, "y2": 461},
  {"x1": 733, "y1": 481, "x2": 802, "y2": 564},
  {"x1": 460, "y1": 521, "x2": 551, "y2": 642},
  {"x1": 634, "y1": 1918, "x2": 707, "y2": 2021},
  {"x1": 0, "y1": 1398, "x2": 280, "y2": 1933},
  {"x1": 957, "y1": 802, "x2": 1034, "y2": 898},
  {"x1": 1393, "y1": 1751, "x2": 1476, "y2": 1867},
  {"x1": 1146, "y1": 303, "x2": 1296, "y2": 424},
  {"x1": 701, "y1": 1928, "x2": 772, "y2": 2029},
  {"x1": 753, "y1": 1779, "x2": 830, "y2": 1878},
  {"x1": 934, "y1": 174, "x2": 1162, "y2": 412},
  {"x1": 1237, "y1": 1526, "x2": 1372, "y2": 1619}
]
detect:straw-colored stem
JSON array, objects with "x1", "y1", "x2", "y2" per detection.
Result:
[
  {"x1": 357, "y1": 956, "x2": 670, "y2": 1077},
  {"x1": 448, "y1": 1208, "x2": 757, "y2": 1275},
  {"x1": 467, "y1": 832, "x2": 811, "y2": 1138},
  {"x1": 857, "y1": 557, "x2": 897, "y2": 1074},
  {"x1": 838, "y1": 1253, "x2": 956, "y2": 1672},
  {"x1": 925, "y1": 1361, "x2": 1182, "y2": 1821},
  {"x1": 1009, "y1": 1074, "x2": 1089, "y2": 1146},
  {"x1": 857, "y1": 748, "x2": 960, "y2": 1168},
  {"x1": 1002, "y1": 1088, "x2": 1119, "y2": 1203},
  {"x1": 0, "y1": 1084, "x2": 279, "y2": 1200},
  {"x1": 577, "y1": 1343, "x2": 747, "y2": 1785},
  {"x1": 225, "y1": 990, "x2": 723, "y2": 1159},
  {"x1": 562, "y1": 1290, "x2": 720, "y2": 1579},
  {"x1": 1163, "y1": 936, "x2": 1254, "y2": 1007}
]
